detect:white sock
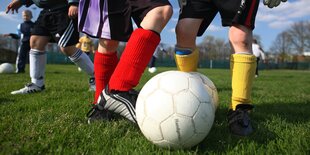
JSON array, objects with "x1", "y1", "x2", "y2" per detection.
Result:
[
  {"x1": 235, "y1": 51, "x2": 252, "y2": 55},
  {"x1": 69, "y1": 49, "x2": 94, "y2": 77},
  {"x1": 30, "y1": 49, "x2": 46, "y2": 87}
]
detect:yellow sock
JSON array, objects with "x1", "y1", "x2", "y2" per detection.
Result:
[
  {"x1": 230, "y1": 54, "x2": 256, "y2": 110},
  {"x1": 175, "y1": 48, "x2": 199, "y2": 72}
]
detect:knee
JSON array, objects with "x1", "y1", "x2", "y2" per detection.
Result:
[
  {"x1": 60, "y1": 46, "x2": 76, "y2": 56},
  {"x1": 176, "y1": 22, "x2": 192, "y2": 37},
  {"x1": 229, "y1": 25, "x2": 252, "y2": 52},
  {"x1": 175, "y1": 20, "x2": 198, "y2": 48},
  {"x1": 98, "y1": 39, "x2": 119, "y2": 54},
  {"x1": 229, "y1": 36, "x2": 249, "y2": 50},
  {"x1": 30, "y1": 36, "x2": 49, "y2": 51},
  {"x1": 141, "y1": 5, "x2": 172, "y2": 32},
  {"x1": 159, "y1": 5, "x2": 173, "y2": 24},
  {"x1": 152, "y1": 5, "x2": 173, "y2": 23},
  {"x1": 30, "y1": 40, "x2": 43, "y2": 51}
]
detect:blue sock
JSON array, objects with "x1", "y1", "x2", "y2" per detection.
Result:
[{"x1": 175, "y1": 49, "x2": 192, "y2": 55}]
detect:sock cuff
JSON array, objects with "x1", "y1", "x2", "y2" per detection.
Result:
[
  {"x1": 108, "y1": 28, "x2": 160, "y2": 91},
  {"x1": 175, "y1": 46, "x2": 194, "y2": 51},
  {"x1": 231, "y1": 54, "x2": 256, "y2": 63},
  {"x1": 69, "y1": 49, "x2": 83, "y2": 62},
  {"x1": 175, "y1": 47, "x2": 192, "y2": 55},
  {"x1": 30, "y1": 49, "x2": 46, "y2": 55},
  {"x1": 95, "y1": 51, "x2": 117, "y2": 58},
  {"x1": 133, "y1": 28, "x2": 160, "y2": 44}
]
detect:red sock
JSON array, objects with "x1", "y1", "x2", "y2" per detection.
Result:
[
  {"x1": 94, "y1": 51, "x2": 118, "y2": 103},
  {"x1": 109, "y1": 28, "x2": 160, "y2": 91}
]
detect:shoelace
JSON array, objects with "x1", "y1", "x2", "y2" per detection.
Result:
[
  {"x1": 86, "y1": 104, "x2": 104, "y2": 117},
  {"x1": 125, "y1": 89, "x2": 139, "y2": 107},
  {"x1": 25, "y1": 83, "x2": 34, "y2": 87},
  {"x1": 86, "y1": 105, "x2": 98, "y2": 117}
]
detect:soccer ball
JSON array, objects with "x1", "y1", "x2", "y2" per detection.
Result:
[
  {"x1": 148, "y1": 67, "x2": 157, "y2": 73},
  {"x1": 136, "y1": 71, "x2": 215, "y2": 149},
  {"x1": 190, "y1": 72, "x2": 219, "y2": 109},
  {"x1": 0, "y1": 63, "x2": 14, "y2": 74}
]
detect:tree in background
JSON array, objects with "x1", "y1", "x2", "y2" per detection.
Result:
[
  {"x1": 270, "y1": 31, "x2": 292, "y2": 62},
  {"x1": 288, "y1": 21, "x2": 310, "y2": 55},
  {"x1": 198, "y1": 35, "x2": 230, "y2": 61},
  {"x1": 271, "y1": 21, "x2": 310, "y2": 55}
]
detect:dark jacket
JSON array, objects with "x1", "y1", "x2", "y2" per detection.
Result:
[
  {"x1": 20, "y1": 0, "x2": 79, "y2": 8},
  {"x1": 19, "y1": 21, "x2": 35, "y2": 42},
  {"x1": 9, "y1": 21, "x2": 34, "y2": 42}
]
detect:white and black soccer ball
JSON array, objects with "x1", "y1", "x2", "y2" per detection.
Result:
[
  {"x1": 148, "y1": 67, "x2": 157, "y2": 73},
  {"x1": 136, "y1": 71, "x2": 215, "y2": 149},
  {"x1": 0, "y1": 63, "x2": 14, "y2": 74}
]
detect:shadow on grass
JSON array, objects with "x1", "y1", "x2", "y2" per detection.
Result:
[
  {"x1": 0, "y1": 97, "x2": 16, "y2": 104},
  {"x1": 216, "y1": 86, "x2": 231, "y2": 93},
  {"x1": 193, "y1": 101, "x2": 309, "y2": 153},
  {"x1": 254, "y1": 101, "x2": 310, "y2": 123},
  {"x1": 217, "y1": 85, "x2": 264, "y2": 93},
  {"x1": 193, "y1": 107, "x2": 272, "y2": 154}
]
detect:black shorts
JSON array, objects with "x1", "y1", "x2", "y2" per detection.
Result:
[
  {"x1": 31, "y1": 7, "x2": 79, "y2": 47},
  {"x1": 78, "y1": 0, "x2": 171, "y2": 41},
  {"x1": 179, "y1": 0, "x2": 259, "y2": 36}
]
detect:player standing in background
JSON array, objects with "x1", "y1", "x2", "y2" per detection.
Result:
[
  {"x1": 174, "y1": 0, "x2": 287, "y2": 136},
  {"x1": 5, "y1": 0, "x2": 95, "y2": 94},
  {"x1": 79, "y1": 0, "x2": 173, "y2": 123},
  {"x1": 76, "y1": 34, "x2": 94, "y2": 57},
  {"x1": 4, "y1": 10, "x2": 34, "y2": 74},
  {"x1": 148, "y1": 45, "x2": 167, "y2": 73},
  {"x1": 76, "y1": 34, "x2": 95, "y2": 91},
  {"x1": 252, "y1": 39, "x2": 266, "y2": 78}
]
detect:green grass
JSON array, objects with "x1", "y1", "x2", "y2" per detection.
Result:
[{"x1": 0, "y1": 64, "x2": 309, "y2": 154}]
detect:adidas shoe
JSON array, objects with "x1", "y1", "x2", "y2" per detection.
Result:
[
  {"x1": 89, "y1": 77, "x2": 96, "y2": 92},
  {"x1": 99, "y1": 85, "x2": 138, "y2": 124},
  {"x1": 228, "y1": 104, "x2": 254, "y2": 136},
  {"x1": 11, "y1": 83, "x2": 45, "y2": 95}
]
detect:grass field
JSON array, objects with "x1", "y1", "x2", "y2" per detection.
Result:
[{"x1": 0, "y1": 64, "x2": 309, "y2": 154}]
